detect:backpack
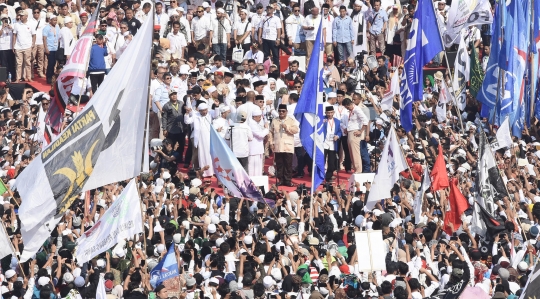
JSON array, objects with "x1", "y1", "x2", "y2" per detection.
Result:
[
  {"x1": 303, "y1": 0, "x2": 315, "y2": 16},
  {"x1": 281, "y1": 6, "x2": 292, "y2": 20}
]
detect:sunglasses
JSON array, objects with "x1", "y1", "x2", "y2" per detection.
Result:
[
  {"x1": 165, "y1": 77, "x2": 172, "y2": 80},
  {"x1": 294, "y1": 9, "x2": 300, "y2": 12},
  {"x1": 33, "y1": 11, "x2": 40, "y2": 14},
  {"x1": 258, "y1": 69, "x2": 264, "y2": 71},
  {"x1": 197, "y1": 10, "x2": 204, "y2": 12},
  {"x1": 120, "y1": 26, "x2": 127, "y2": 29},
  {"x1": 42, "y1": 102, "x2": 49, "y2": 105},
  {"x1": 294, "y1": 86, "x2": 301, "y2": 88},
  {"x1": 278, "y1": 109, "x2": 287, "y2": 112}
]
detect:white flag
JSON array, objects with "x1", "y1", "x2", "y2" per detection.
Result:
[
  {"x1": 96, "y1": 276, "x2": 107, "y2": 299},
  {"x1": 381, "y1": 72, "x2": 400, "y2": 111},
  {"x1": 75, "y1": 179, "x2": 142, "y2": 264},
  {"x1": 414, "y1": 167, "x2": 431, "y2": 224},
  {"x1": 366, "y1": 127, "x2": 408, "y2": 209},
  {"x1": 16, "y1": 15, "x2": 153, "y2": 262},
  {"x1": 443, "y1": 0, "x2": 493, "y2": 47},
  {"x1": 494, "y1": 117, "x2": 512, "y2": 150},
  {"x1": 0, "y1": 225, "x2": 14, "y2": 259},
  {"x1": 453, "y1": 36, "x2": 470, "y2": 111}
]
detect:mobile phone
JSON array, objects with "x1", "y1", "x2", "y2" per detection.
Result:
[
  {"x1": 140, "y1": 260, "x2": 146, "y2": 267},
  {"x1": 183, "y1": 265, "x2": 189, "y2": 271},
  {"x1": 280, "y1": 246, "x2": 285, "y2": 255},
  {"x1": 238, "y1": 241, "x2": 243, "y2": 247},
  {"x1": 247, "y1": 255, "x2": 254, "y2": 261}
]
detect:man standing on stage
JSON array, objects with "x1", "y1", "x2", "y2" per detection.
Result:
[
  {"x1": 269, "y1": 104, "x2": 299, "y2": 187},
  {"x1": 322, "y1": 106, "x2": 342, "y2": 182}
]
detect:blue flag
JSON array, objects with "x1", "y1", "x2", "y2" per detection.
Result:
[
  {"x1": 294, "y1": 18, "x2": 325, "y2": 189},
  {"x1": 150, "y1": 244, "x2": 179, "y2": 287},
  {"x1": 507, "y1": 0, "x2": 529, "y2": 136},
  {"x1": 477, "y1": 4, "x2": 502, "y2": 109},
  {"x1": 399, "y1": 0, "x2": 443, "y2": 132}
]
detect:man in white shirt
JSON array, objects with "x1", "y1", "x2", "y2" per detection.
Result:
[
  {"x1": 167, "y1": 21, "x2": 187, "y2": 57},
  {"x1": 30, "y1": 8, "x2": 45, "y2": 78},
  {"x1": 12, "y1": 10, "x2": 35, "y2": 82},
  {"x1": 343, "y1": 97, "x2": 368, "y2": 174},
  {"x1": 243, "y1": 41, "x2": 264, "y2": 64},
  {"x1": 258, "y1": 5, "x2": 282, "y2": 71},
  {"x1": 285, "y1": 3, "x2": 305, "y2": 51},
  {"x1": 191, "y1": 5, "x2": 210, "y2": 53},
  {"x1": 248, "y1": 109, "x2": 268, "y2": 176},
  {"x1": 154, "y1": 2, "x2": 169, "y2": 37},
  {"x1": 226, "y1": 110, "x2": 253, "y2": 172},
  {"x1": 303, "y1": 6, "x2": 325, "y2": 66},
  {"x1": 209, "y1": 8, "x2": 231, "y2": 58},
  {"x1": 0, "y1": 14, "x2": 15, "y2": 80},
  {"x1": 250, "y1": 3, "x2": 265, "y2": 42},
  {"x1": 234, "y1": 9, "x2": 252, "y2": 54}
]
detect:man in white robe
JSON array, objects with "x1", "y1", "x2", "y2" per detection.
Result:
[
  {"x1": 184, "y1": 102, "x2": 214, "y2": 177},
  {"x1": 248, "y1": 109, "x2": 269, "y2": 176},
  {"x1": 348, "y1": 0, "x2": 369, "y2": 55}
]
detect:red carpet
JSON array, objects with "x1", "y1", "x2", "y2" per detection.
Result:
[
  {"x1": 176, "y1": 154, "x2": 354, "y2": 195},
  {"x1": 27, "y1": 76, "x2": 50, "y2": 93}
]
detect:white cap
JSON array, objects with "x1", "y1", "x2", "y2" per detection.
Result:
[
  {"x1": 179, "y1": 64, "x2": 190, "y2": 75},
  {"x1": 202, "y1": 2, "x2": 210, "y2": 8},
  {"x1": 327, "y1": 92, "x2": 337, "y2": 98},
  {"x1": 263, "y1": 276, "x2": 276, "y2": 288},
  {"x1": 198, "y1": 103, "x2": 209, "y2": 110},
  {"x1": 63, "y1": 16, "x2": 73, "y2": 24},
  {"x1": 252, "y1": 109, "x2": 262, "y2": 117},
  {"x1": 265, "y1": 230, "x2": 276, "y2": 241},
  {"x1": 156, "y1": 243, "x2": 166, "y2": 253},
  {"x1": 191, "y1": 178, "x2": 202, "y2": 187},
  {"x1": 217, "y1": 8, "x2": 225, "y2": 13},
  {"x1": 244, "y1": 235, "x2": 253, "y2": 244},
  {"x1": 208, "y1": 223, "x2": 217, "y2": 233},
  {"x1": 206, "y1": 86, "x2": 217, "y2": 94},
  {"x1": 163, "y1": 171, "x2": 171, "y2": 179},
  {"x1": 38, "y1": 277, "x2": 50, "y2": 286},
  {"x1": 5, "y1": 270, "x2": 15, "y2": 279},
  {"x1": 372, "y1": 209, "x2": 382, "y2": 217}
]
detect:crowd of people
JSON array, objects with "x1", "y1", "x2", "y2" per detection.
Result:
[{"x1": 0, "y1": 0, "x2": 536, "y2": 298}]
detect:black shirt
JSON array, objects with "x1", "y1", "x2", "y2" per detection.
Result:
[{"x1": 126, "y1": 18, "x2": 141, "y2": 35}]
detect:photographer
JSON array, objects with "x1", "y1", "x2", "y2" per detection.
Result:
[
  {"x1": 154, "y1": 138, "x2": 181, "y2": 174},
  {"x1": 366, "y1": 55, "x2": 387, "y2": 90}
]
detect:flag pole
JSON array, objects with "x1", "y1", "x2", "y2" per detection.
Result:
[
  {"x1": 494, "y1": 0, "x2": 505, "y2": 125},
  {"x1": 308, "y1": 105, "x2": 318, "y2": 232},
  {"x1": 430, "y1": 2, "x2": 465, "y2": 134},
  {"x1": 529, "y1": 0, "x2": 536, "y2": 122}
]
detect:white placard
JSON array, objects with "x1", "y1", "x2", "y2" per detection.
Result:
[{"x1": 355, "y1": 231, "x2": 387, "y2": 272}]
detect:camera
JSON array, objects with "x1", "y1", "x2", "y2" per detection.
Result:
[
  {"x1": 296, "y1": 183, "x2": 307, "y2": 196},
  {"x1": 355, "y1": 50, "x2": 368, "y2": 66},
  {"x1": 151, "y1": 146, "x2": 162, "y2": 151}
]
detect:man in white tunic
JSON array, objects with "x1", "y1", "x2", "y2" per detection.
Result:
[
  {"x1": 348, "y1": 0, "x2": 369, "y2": 55},
  {"x1": 248, "y1": 109, "x2": 269, "y2": 176},
  {"x1": 184, "y1": 102, "x2": 214, "y2": 177}
]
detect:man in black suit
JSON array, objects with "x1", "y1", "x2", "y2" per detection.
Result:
[{"x1": 284, "y1": 60, "x2": 305, "y2": 83}]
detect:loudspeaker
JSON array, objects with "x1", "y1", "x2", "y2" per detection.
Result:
[{"x1": 0, "y1": 67, "x2": 6, "y2": 82}]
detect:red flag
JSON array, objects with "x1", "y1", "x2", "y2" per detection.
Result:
[
  {"x1": 430, "y1": 144, "x2": 449, "y2": 191},
  {"x1": 444, "y1": 178, "x2": 469, "y2": 235}
]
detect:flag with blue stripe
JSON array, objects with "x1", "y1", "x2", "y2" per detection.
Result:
[
  {"x1": 294, "y1": 18, "x2": 325, "y2": 189},
  {"x1": 150, "y1": 243, "x2": 179, "y2": 287},
  {"x1": 399, "y1": 0, "x2": 443, "y2": 132}
]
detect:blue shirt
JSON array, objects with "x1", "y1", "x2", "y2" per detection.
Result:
[
  {"x1": 42, "y1": 24, "x2": 60, "y2": 51},
  {"x1": 333, "y1": 15, "x2": 354, "y2": 43},
  {"x1": 152, "y1": 82, "x2": 170, "y2": 113},
  {"x1": 368, "y1": 9, "x2": 388, "y2": 35}
]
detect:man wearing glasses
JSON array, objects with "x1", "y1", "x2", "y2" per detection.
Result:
[
  {"x1": 30, "y1": 9, "x2": 45, "y2": 78},
  {"x1": 152, "y1": 72, "x2": 173, "y2": 139},
  {"x1": 191, "y1": 5, "x2": 210, "y2": 53},
  {"x1": 209, "y1": 8, "x2": 231, "y2": 58},
  {"x1": 243, "y1": 41, "x2": 263, "y2": 64},
  {"x1": 250, "y1": 65, "x2": 267, "y2": 83},
  {"x1": 269, "y1": 104, "x2": 299, "y2": 187},
  {"x1": 285, "y1": 3, "x2": 305, "y2": 51}
]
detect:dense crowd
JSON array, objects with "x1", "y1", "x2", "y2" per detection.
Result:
[{"x1": 0, "y1": 0, "x2": 536, "y2": 298}]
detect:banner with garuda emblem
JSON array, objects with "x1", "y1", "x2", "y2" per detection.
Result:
[{"x1": 16, "y1": 15, "x2": 153, "y2": 262}]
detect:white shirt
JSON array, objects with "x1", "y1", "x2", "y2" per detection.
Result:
[
  {"x1": 226, "y1": 122, "x2": 253, "y2": 158},
  {"x1": 12, "y1": 20, "x2": 35, "y2": 50},
  {"x1": 167, "y1": 31, "x2": 187, "y2": 54},
  {"x1": 248, "y1": 118, "x2": 269, "y2": 155},
  {"x1": 30, "y1": 17, "x2": 45, "y2": 45},
  {"x1": 250, "y1": 12, "x2": 266, "y2": 32},
  {"x1": 322, "y1": 14, "x2": 333, "y2": 43},
  {"x1": 179, "y1": 17, "x2": 192, "y2": 43},
  {"x1": 234, "y1": 19, "x2": 252, "y2": 44},
  {"x1": 59, "y1": 26, "x2": 74, "y2": 54},
  {"x1": 0, "y1": 25, "x2": 13, "y2": 51},
  {"x1": 212, "y1": 117, "x2": 231, "y2": 139},
  {"x1": 346, "y1": 106, "x2": 369, "y2": 131},
  {"x1": 259, "y1": 15, "x2": 281, "y2": 40},
  {"x1": 154, "y1": 12, "x2": 169, "y2": 36},
  {"x1": 303, "y1": 14, "x2": 324, "y2": 41},
  {"x1": 191, "y1": 15, "x2": 211, "y2": 41},
  {"x1": 243, "y1": 49, "x2": 264, "y2": 63},
  {"x1": 210, "y1": 17, "x2": 231, "y2": 44},
  {"x1": 285, "y1": 14, "x2": 304, "y2": 43}
]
